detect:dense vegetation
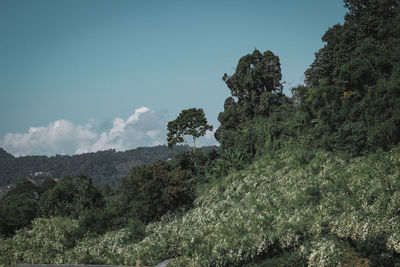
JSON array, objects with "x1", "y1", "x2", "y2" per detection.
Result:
[
  {"x1": 1, "y1": 0, "x2": 400, "y2": 266},
  {"x1": 2, "y1": 147, "x2": 400, "y2": 266},
  {"x1": 0, "y1": 145, "x2": 217, "y2": 186}
]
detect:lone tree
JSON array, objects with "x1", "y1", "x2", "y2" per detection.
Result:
[{"x1": 167, "y1": 108, "x2": 213, "y2": 154}]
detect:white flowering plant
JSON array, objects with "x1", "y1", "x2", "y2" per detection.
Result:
[{"x1": 1, "y1": 146, "x2": 400, "y2": 266}]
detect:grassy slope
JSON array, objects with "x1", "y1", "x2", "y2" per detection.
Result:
[{"x1": 2, "y1": 146, "x2": 400, "y2": 266}]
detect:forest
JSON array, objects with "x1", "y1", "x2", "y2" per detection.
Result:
[
  {"x1": 0, "y1": 145, "x2": 217, "y2": 187},
  {"x1": 1, "y1": 0, "x2": 400, "y2": 266}
]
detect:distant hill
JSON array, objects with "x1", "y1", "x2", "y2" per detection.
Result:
[
  {"x1": 0, "y1": 148, "x2": 14, "y2": 161},
  {"x1": 0, "y1": 145, "x2": 218, "y2": 186}
]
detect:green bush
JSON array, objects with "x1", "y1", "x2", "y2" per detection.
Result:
[
  {"x1": 39, "y1": 175, "x2": 105, "y2": 218},
  {"x1": 118, "y1": 160, "x2": 194, "y2": 224},
  {"x1": 1, "y1": 217, "x2": 82, "y2": 265},
  {"x1": 0, "y1": 179, "x2": 40, "y2": 236}
]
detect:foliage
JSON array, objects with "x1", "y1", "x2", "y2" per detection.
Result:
[
  {"x1": 1, "y1": 1, "x2": 400, "y2": 266},
  {"x1": 216, "y1": 49, "x2": 293, "y2": 162},
  {"x1": 0, "y1": 217, "x2": 82, "y2": 265},
  {"x1": 128, "y1": 145, "x2": 400, "y2": 266},
  {"x1": 303, "y1": 0, "x2": 400, "y2": 155},
  {"x1": 209, "y1": 148, "x2": 246, "y2": 178},
  {"x1": 3, "y1": 179, "x2": 38, "y2": 200},
  {"x1": 39, "y1": 175, "x2": 104, "y2": 218},
  {"x1": 0, "y1": 179, "x2": 39, "y2": 236},
  {"x1": 37, "y1": 177, "x2": 57, "y2": 195},
  {"x1": 118, "y1": 160, "x2": 194, "y2": 224},
  {"x1": 3, "y1": 145, "x2": 400, "y2": 266},
  {"x1": 0, "y1": 197, "x2": 39, "y2": 237},
  {"x1": 222, "y1": 49, "x2": 283, "y2": 100},
  {"x1": 0, "y1": 145, "x2": 217, "y2": 187},
  {"x1": 167, "y1": 108, "x2": 213, "y2": 154}
]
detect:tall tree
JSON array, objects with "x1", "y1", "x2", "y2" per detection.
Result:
[
  {"x1": 167, "y1": 108, "x2": 213, "y2": 154},
  {"x1": 216, "y1": 49, "x2": 289, "y2": 158},
  {"x1": 222, "y1": 49, "x2": 283, "y2": 102}
]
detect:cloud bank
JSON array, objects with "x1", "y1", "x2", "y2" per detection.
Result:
[{"x1": 1, "y1": 107, "x2": 217, "y2": 156}]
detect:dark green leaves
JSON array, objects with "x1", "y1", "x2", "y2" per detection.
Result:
[
  {"x1": 39, "y1": 175, "x2": 105, "y2": 218},
  {"x1": 303, "y1": 0, "x2": 400, "y2": 155},
  {"x1": 223, "y1": 49, "x2": 282, "y2": 101},
  {"x1": 216, "y1": 49, "x2": 292, "y2": 161},
  {"x1": 167, "y1": 108, "x2": 213, "y2": 152}
]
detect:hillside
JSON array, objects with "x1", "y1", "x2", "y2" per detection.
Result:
[
  {"x1": 0, "y1": 145, "x2": 217, "y2": 186},
  {"x1": 2, "y1": 146, "x2": 400, "y2": 266},
  {"x1": 1, "y1": 1, "x2": 399, "y2": 265},
  {"x1": 0, "y1": 148, "x2": 13, "y2": 161}
]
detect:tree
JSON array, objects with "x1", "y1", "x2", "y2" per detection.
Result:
[
  {"x1": 3, "y1": 179, "x2": 38, "y2": 201},
  {"x1": 0, "y1": 197, "x2": 39, "y2": 236},
  {"x1": 215, "y1": 49, "x2": 290, "y2": 159},
  {"x1": 118, "y1": 162, "x2": 193, "y2": 223},
  {"x1": 0, "y1": 179, "x2": 40, "y2": 236},
  {"x1": 167, "y1": 108, "x2": 213, "y2": 154},
  {"x1": 39, "y1": 175, "x2": 104, "y2": 218},
  {"x1": 303, "y1": 0, "x2": 400, "y2": 155},
  {"x1": 222, "y1": 49, "x2": 283, "y2": 102}
]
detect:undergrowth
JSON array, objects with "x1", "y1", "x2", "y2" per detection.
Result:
[{"x1": 1, "y1": 146, "x2": 400, "y2": 266}]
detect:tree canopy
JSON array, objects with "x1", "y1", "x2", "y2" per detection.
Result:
[
  {"x1": 167, "y1": 108, "x2": 213, "y2": 153},
  {"x1": 39, "y1": 175, "x2": 104, "y2": 218},
  {"x1": 222, "y1": 49, "x2": 283, "y2": 101},
  {"x1": 216, "y1": 49, "x2": 290, "y2": 160},
  {"x1": 302, "y1": 0, "x2": 400, "y2": 155}
]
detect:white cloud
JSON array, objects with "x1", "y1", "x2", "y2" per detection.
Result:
[
  {"x1": 1, "y1": 106, "x2": 218, "y2": 156},
  {"x1": 2, "y1": 120, "x2": 98, "y2": 156},
  {"x1": 2, "y1": 107, "x2": 165, "y2": 156},
  {"x1": 82, "y1": 106, "x2": 166, "y2": 154}
]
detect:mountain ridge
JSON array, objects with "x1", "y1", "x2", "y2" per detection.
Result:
[
  {"x1": 0, "y1": 145, "x2": 218, "y2": 186},
  {"x1": 0, "y1": 148, "x2": 14, "y2": 160}
]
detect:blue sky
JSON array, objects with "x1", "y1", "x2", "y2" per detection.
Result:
[{"x1": 0, "y1": 0, "x2": 346, "y2": 156}]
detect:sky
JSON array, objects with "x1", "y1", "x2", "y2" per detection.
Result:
[{"x1": 0, "y1": 0, "x2": 346, "y2": 156}]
